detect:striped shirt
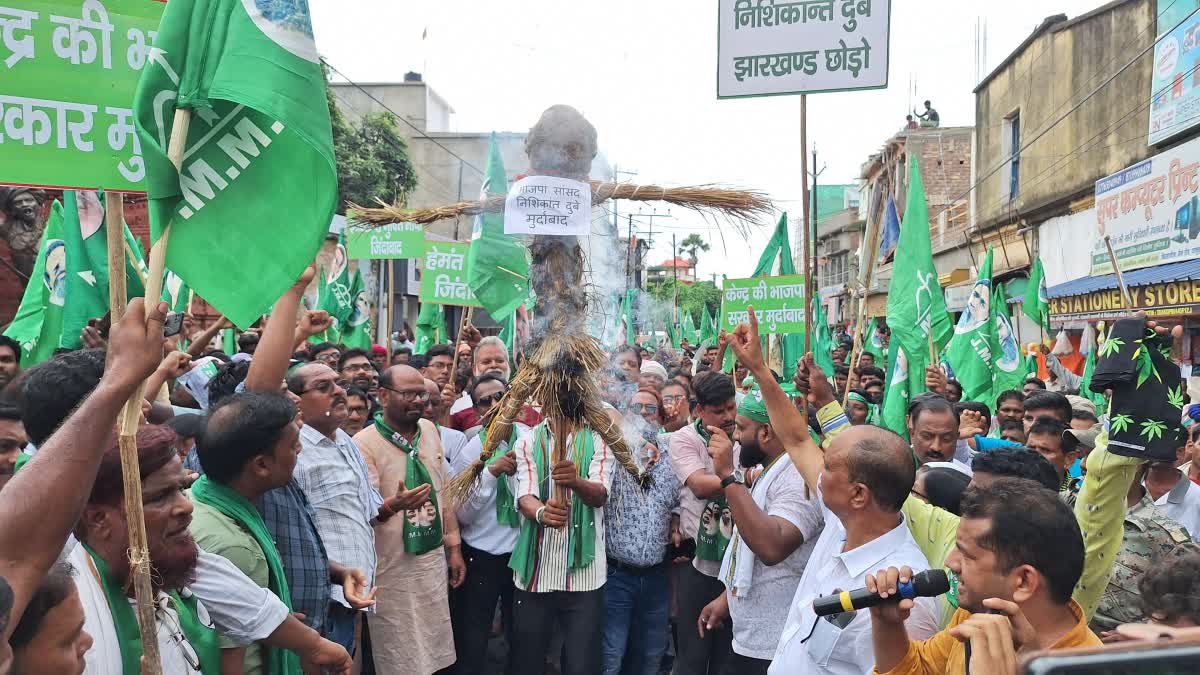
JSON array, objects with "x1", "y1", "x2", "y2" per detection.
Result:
[{"x1": 512, "y1": 428, "x2": 614, "y2": 593}]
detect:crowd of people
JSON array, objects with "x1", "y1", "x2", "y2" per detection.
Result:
[{"x1": 2, "y1": 272, "x2": 1200, "y2": 675}]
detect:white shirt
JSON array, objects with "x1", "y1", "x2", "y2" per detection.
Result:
[
  {"x1": 449, "y1": 424, "x2": 530, "y2": 555},
  {"x1": 769, "y1": 501, "x2": 941, "y2": 674},
  {"x1": 1152, "y1": 472, "x2": 1200, "y2": 543},
  {"x1": 440, "y1": 425, "x2": 470, "y2": 474}
]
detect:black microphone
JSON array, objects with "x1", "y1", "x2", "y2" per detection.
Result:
[{"x1": 812, "y1": 569, "x2": 950, "y2": 616}]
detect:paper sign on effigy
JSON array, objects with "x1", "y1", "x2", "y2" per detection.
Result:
[
  {"x1": 419, "y1": 240, "x2": 481, "y2": 307},
  {"x1": 721, "y1": 274, "x2": 807, "y2": 335},
  {"x1": 503, "y1": 175, "x2": 592, "y2": 236},
  {"x1": 0, "y1": 0, "x2": 165, "y2": 191}
]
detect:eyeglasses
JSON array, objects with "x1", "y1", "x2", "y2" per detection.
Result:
[
  {"x1": 302, "y1": 379, "x2": 342, "y2": 395},
  {"x1": 157, "y1": 599, "x2": 202, "y2": 671},
  {"x1": 425, "y1": 361, "x2": 451, "y2": 371},
  {"x1": 630, "y1": 403, "x2": 659, "y2": 414},
  {"x1": 381, "y1": 386, "x2": 430, "y2": 402},
  {"x1": 475, "y1": 391, "x2": 506, "y2": 406},
  {"x1": 343, "y1": 363, "x2": 374, "y2": 373},
  {"x1": 662, "y1": 394, "x2": 685, "y2": 404}
]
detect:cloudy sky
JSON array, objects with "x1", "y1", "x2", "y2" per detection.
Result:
[{"x1": 311, "y1": 0, "x2": 1107, "y2": 280}]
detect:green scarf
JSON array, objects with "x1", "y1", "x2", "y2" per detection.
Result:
[
  {"x1": 190, "y1": 477, "x2": 298, "y2": 675},
  {"x1": 374, "y1": 413, "x2": 443, "y2": 554},
  {"x1": 692, "y1": 419, "x2": 731, "y2": 563},
  {"x1": 483, "y1": 424, "x2": 522, "y2": 528},
  {"x1": 847, "y1": 392, "x2": 881, "y2": 426},
  {"x1": 84, "y1": 545, "x2": 220, "y2": 675},
  {"x1": 509, "y1": 423, "x2": 597, "y2": 587}
]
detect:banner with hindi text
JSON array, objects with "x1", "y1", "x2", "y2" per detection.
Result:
[
  {"x1": 0, "y1": 0, "x2": 164, "y2": 191},
  {"x1": 419, "y1": 240, "x2": 480, "y2": 307},
  {"x1": 346, "y1": 221, "x2": 423, "y2": 259},
  {"x1": 720, "y1": 274, "x2": 806, "y2": 335}
]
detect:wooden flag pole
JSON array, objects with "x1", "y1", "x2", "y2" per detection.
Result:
[
  {"x1": 1103, "y1": 235, "x2": 1134, "y2": 315},
  {"x1": 143, "y1": 109, "x2": 192, "y2": 314},
  {"x1": 105, "y1": 191, "x2": 163, "y2": 675},
  {"x1": 843, "y1": 190, "x2": 887, "y2": 408},
  {"x1": 800, "y1": 95, "x2": 812, "y2": 354},
  {"x1": 449, "y1": 306, "x2": 474, "y2": 386}
]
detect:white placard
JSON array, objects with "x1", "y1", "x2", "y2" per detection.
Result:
[
  {"x1": 504, "y1": 175, "x2": 592, "y2": 236},
  {"x1": 717, "y1": 0, "x2": 891, "y2": 99}
]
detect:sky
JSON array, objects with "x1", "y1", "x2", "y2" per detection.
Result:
[{"x1": 309, "y1": 0, "x2": 1106, "y2": 282}]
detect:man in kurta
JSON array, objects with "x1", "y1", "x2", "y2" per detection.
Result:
[{"x1": 355, "y1": 365, "x2": 467, "y2": 674}]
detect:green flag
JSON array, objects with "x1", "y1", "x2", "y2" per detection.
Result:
[
  {"x1": 133, "y1": 0, "x2": 336, "y2": 328},
  {"x1": 1023, "y1": 257, "x2": 1051, "y2": 335},
  {"x1": 944, "y1": 249, "x2": 994, "y2": 403},
  {"x1": 667, "y1": 312, "x2": 681, "y2": 350},
  {"x1": 622, "y1": 289, "x2": 637, "y2": 345},
  {"x1": 339, "y1": 269, "x2": 372, "y2": 349},
  {"x1": 498, "y1": 312, "x2": 516, "y2": 362},
  {"x1": 162, "y1": 270, "x2": 192, "y2": 314},
  {"x1": 222, "y1": 327, "x2": 238, "y2": 354},
  {"x1": 308, "y1": 266, "x2": 331, "y2": 345},
  {"x1": 683, "y1": 310, "x2": 698, "y2": 344},
  {"x1": 467, "y1": 134, "x2": 530, "y2": 318},
  {"x1": 881, "y1": 155, "x2": 954, "y2": 435},
  {"x1": 701, "y1": 305, "x2": 718, "y2": 343},
  {"x1": 5, "y1": 201, "x2": 66, "y2": 367},
  {"x1": 60, "y1": 191, "x2": 145, "y2": 350},
  {"x1": 751, "y1": 213, "x2": 803, "y2": 379},
  {"x1": 863, "y1": 317, "x2": 886, "y2": 366},
  {"x1": 812, "y1": 296, "x2": 836, "y2": 377},
  {"x1": 414, "y1": 303, "x2": 444, "y2": 355},
  {"x1": 1079, "y1": 344, "x2": 1108, "y2": 416},
  {"x1": 990, "y1": 282, "x2": 1026, "y2": 403},
  {"x1": 318, "y1": 231, "x2": 354, "y2": 331}
]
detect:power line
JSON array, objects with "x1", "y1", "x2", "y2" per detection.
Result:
[
  {"x1": 953, "y1": 5, "x2": 1200, "y2": 210},
  {"x1": 322, "y1": 58, "x2": 487, "y2": 180}
]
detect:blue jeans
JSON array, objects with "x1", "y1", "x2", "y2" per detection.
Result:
[
  {"x1": 327, "y1": 603, "x2": 358, "y2": 656},
  {"x1": 602, "y1": 562, "x2": 669, "y2": 675}
]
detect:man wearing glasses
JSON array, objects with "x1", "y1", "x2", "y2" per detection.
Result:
[
  {"x1": 355, "y1": 365, "x2": 466, "y2": 674},
  {"x1": 288, "y1": 363, "x2": 383, "y2": 655},
  {"x1": 447, "y1": 373, "x2": 528, "y2": 673}
]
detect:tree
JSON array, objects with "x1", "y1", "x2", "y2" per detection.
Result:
[
  {"x1": 679, "y1": 233, "x2": 710, "y2": 267},
  {"x1": 647, "y1": 278, "x2": 722, "y2": 326},
  {"x1": 326, "y1": 78, "x2": 419, "y2": 213}
]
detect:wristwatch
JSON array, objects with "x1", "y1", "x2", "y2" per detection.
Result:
[{"x1": 720, "y1": 469, "x2": 746, "y2": 490}]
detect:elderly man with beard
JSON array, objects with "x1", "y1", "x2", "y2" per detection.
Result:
[
  {"x1": 447, "y1": 372, "x2": 524, "y2": 673},
  {"x1": 669, "y1": 370, "x2": 741, "y2": 674},
  {"x1": 69, "y1": 424, "x2": 354, "y2": 674},
  {"x1": 355, "y1": 365, "x2": 465, "y2": 674},
  {"x1": 450, "y1": 337, "x2": 542, "y2": 432},
  {"x1": 696, "y1": 389, "x2": 823, "y2": 674},
  {"x1": 288, "y1": 363, "x2": 383, "y2": 654}
]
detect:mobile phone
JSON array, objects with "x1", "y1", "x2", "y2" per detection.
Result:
[
  {"x1": 1021, "y1": 639, "x2": 1200, "y2": 674},
  {"x1": 163, "y1": 312, "x2": 185, "y2": 338}
]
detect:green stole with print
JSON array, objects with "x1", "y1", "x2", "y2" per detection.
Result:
[
  {"x1": 482, "y1": 424, "x2": 522, "y2": 527},
  {"x1": 509, "y1": 422, "x2": 597, "y2": 587},
  {"x1": 374, "y1": 413, "x2": 444, "y2": 554},
  {"x1": 693, "y1": 419, "x2": 732, "y2": 562}
]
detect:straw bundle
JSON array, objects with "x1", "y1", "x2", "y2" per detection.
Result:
[{"x1": 349, "y1": 182, "x2": 772, "y2": 232}]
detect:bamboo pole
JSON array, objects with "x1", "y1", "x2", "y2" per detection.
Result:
[
  {"x1": 105, "y1": 191, "x2": 161, "y2": 675},
  {"x1": 449, "y1": 306, "x2": 474, "y2": 382},
  {"x1": 1103, "y1": 235, "x2": 1134, "y2": 314},
  {"x1": 843, "y1": 189, "x2": 887, "y2": 408},
  {"x1": 142, "y1": 109, "x2": 191, "y2": 316},
  {"x1": 552, "y1": 417, "x2": 569, "y2": 507}
]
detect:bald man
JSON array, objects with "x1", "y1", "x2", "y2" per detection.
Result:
[{"x1": 354, "y1": 366, "x2": 464, "y2": 673}]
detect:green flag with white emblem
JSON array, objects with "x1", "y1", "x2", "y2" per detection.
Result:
[
  {"x1": 944, "y1": 249, "x2": 994, "y2": 403},
  {"x1": 5, "y1": 201, "x2": 66, "y2": 367},
  {"x1": 467, "y1": 134, "x2": 530, "y2": 319},
  {"x1": 340, "y1": 269, "x2": 373, "y2": 349},
  {"x1": 133, "y1": 0, "x2": 337, "y2": 328},
  {"x1": 990, "y1": 282, "x2": 1026, "y2": 403},
  {"x1": 1023, "y1": 257, "x2": 1051, "y2": 335}
]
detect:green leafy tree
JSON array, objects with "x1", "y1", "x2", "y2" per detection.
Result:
[
  {"x1": 326, "y1": 78, "x2": 418, "y2": 213},
  {"x1": 647, "y1": 278, "x2": 722, "y2": 329},
  {"x1": 679, "y1": 233, "x2": 711, "y2": 268}
]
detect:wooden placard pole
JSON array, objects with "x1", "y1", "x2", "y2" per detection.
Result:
[
  {"x1": 800, "y1": 95, "x2": 812, "y2": 354},
  {"x1": 449, "y1": 306, "x2": 474, "y2": 381},
  {"x1": 105, "y1": 190, "x2": 161, "y2": 675}
]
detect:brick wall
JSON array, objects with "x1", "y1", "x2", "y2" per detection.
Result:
[{"x1": 910, "y1": 131, "x2": 973, "y2": 254}]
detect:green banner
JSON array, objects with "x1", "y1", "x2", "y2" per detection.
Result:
[
  {"x1": 0, "y1": 0, "x2": 165, "y2": 191},
  {"x1": 419, "y1": 240, "x2": 480, "y2": 307},
  {"x1": 346, "y1": 222, "x2": 423, "y2": 259},
  {"x1": 720, "y1": 274, "x2": 806, "y2": 335}
]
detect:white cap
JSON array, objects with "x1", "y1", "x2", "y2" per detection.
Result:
[{"x1": 640, "y1": 360, "x2": 668, "y2": 382}]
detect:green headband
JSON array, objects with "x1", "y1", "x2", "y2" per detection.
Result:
[
  {"x1": 737, "y1": 388, "x2": 770, "y2": 424},
  {"x1": 847, "y1": 392, "x2": 870, "y2": 405}
]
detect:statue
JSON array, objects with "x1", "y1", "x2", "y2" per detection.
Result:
[{"x1": 0, "y1": 187, "x2": 47, "y2": 278}]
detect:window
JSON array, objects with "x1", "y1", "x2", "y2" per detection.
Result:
[
  {"x1": 824, "y1": 252, "x2": 850, "y2": 286},
  {"x1": 1002, "y1": 111, "x2": 1021, "y2": 201}
]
